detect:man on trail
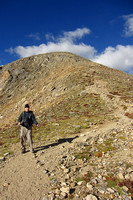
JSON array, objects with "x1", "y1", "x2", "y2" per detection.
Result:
[{"x1": 18, "y1": 104, "x2": 39, "y2": 154}]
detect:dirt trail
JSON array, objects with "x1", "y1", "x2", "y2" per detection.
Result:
[{"x1": 0, "y1": 102, "x2": 132, "y2": 200}]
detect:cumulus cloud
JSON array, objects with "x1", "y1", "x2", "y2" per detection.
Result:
[
  {"x1": 93, "y1": 45, "x2": 133, "y2": 74},
  {"x1": 13, "y1": 41, "x2": 96, "y2": 60},
  {"x1": 123, "y1": 14, "x2": 133, "y2": 37},
  {"x1": 62, "y1": 27, "x2": 91, "y2": 42},
  {"x1": 6, "y1": 27, "x2": 133, "y2": 74},
  {"x1": 7, "y1": 27, "x2": 95, "y2": 59},
  {"x1": 45, "y1": 27, "x2": 91, "y2": 43}
]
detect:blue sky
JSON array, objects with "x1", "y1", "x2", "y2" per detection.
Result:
[{"x1": 0, "y1": 0, "x2": 133, "y2": 74}]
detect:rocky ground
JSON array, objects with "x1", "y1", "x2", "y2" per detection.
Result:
[
  {"x1": 0, "y1": 52, "x2": 133, "y2": 200},
  {"x1": 0, "y1": 105, "x2": 133, "y2": 200}
]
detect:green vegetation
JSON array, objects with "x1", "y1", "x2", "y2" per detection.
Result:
[
  {"x1": 95, "y1": 139, "x2": 116, "y2": 153},
  {"x1": 76, "y1": 177, "x2": 84, "y2": 182},
  {"x1": 106, "y1": 176, "x2": 118, "y2": 188},
  {"x1": 74, "y1": 136, "x2": 116, "y2": 163},
  {"x1": 76, "y1": 171, "x2": 93, "y2": 183},
  {"x1": 0, "y1": 92, "x2": 111, "y2": 156},
  {"x1": 105, "y1": 175, "x2": 133, "y2": 195}
]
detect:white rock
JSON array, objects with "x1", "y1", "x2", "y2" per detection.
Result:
[
  {"x1": 98, "y1": 189, "x2": 105, "y2": 194},
  {"x1": 86, "y1": 183, "x2": 93, "y2": 191},
  {"x1": 117, "y1": 172, "x2": 124, "y2": 180},
  {"x1": 85, "y1": 194, "x2": 98, "y2": 200},
  {"x1": 52, "y1": 123, "x2": 59, "y2": 126},
  {"x1": 98, "y1": 174, "x2": 102, "y2": 179},
  {"x1": 0, "y1": 114, "x2": 3, "y2": 119},
  {"x1": 61, "y1": 182, "x2": 67, "y2": 187},
  {"x1": 64, "y1": 168, "x2": 70, "y2": 173},
  {"x1": 0, "y1": 157, "x2": 5, "y2": 161},
  {"x1": 125, "y1": 174, "x2": 130, "y2": 180},
  {"x1": 77, "y1": 181, "x2": 83, "y2": 186},
  {"x1": 60, "y1": 187, "x2": 70, "y2": 194},
  {"x1": 129, "y1": 172, "x2": 133, "y2": 181},
  {"x1": 4, "y1": 153, "x2": 9, "y2": 157},
  {"x1": 83, "y1": 138, "x2": 87, "y2": 142},
  {"x1": 43, "y1": 196, "x2": 49, "y2": 200},
  {"x1": 127, "y1": 168, "x2": 133, "y2": 173},
  {"x1": 3, "y1": 183, "x2": 9, "y2": 187},
  {"x1": 61, "y1": 165, "x2": 66, "y2": 170},
  {"x1": 86, "y1": 132, "x2": 90, "y2": 134},
  {"x1": 107, "y1": 188, "x2": 115, "y2": 193},
  {"x1": 65, "y1": 174, "x2": 70, "y2": 179},
  {"x1": 60, "y1": 192, "x2": 67, "y2": 198},
  {"x1": 48, "y1": 193, "x2": 55, "y2": 200},
  {"x1": 98, "y1": 138, "x2": 104, "y2": 143},
  {"x1": 122, "y1": 186, "x2": 129, "y2": 192},
  {"x1": 80, "y1": 133, "x2": 85, "y2": 137},
  {"x1": 55, "y1": 189, "x2": 60, "y2": 195}
]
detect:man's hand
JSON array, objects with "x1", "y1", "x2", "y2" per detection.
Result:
[
  {"x1": 37, "y1": 124, "x2": 40, "y2": 127},
  {"x1": 18, "y1": 122, "x2": 21, "y2": 126}
]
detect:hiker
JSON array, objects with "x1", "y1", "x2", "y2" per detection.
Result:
[{"x1": 18, "y1": 104, "x2": 39, "y2": 153}]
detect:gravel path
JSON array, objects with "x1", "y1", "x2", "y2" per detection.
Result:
[{"x1": 0, "y1": 103, "x2": 132, "y2": 200}]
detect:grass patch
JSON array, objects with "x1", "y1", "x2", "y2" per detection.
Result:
[
  {"x1": 121, "y1": 105, "x2": 128, "y2": 110},
  {"x1": 105, "y1": 176, "x2": 124, "y2": 195},
  {"x1": 77, "y1": 171, "x2": 93, "y2": 183},
  {"x1": 74, "y1": 150, "x2": 91, "y2": 160},
  {"x1": 106, "y1": 176, "x2": 118, "y2": 187},
  {"x1": 118, "y1": 136, "x2": 126, "y2": 140},
  {"x1": 125, "y1": 162, "x2": 133, "y2": 169},
  {"x1": 118, "y1": 179, "x2": 133, "y2": 194},
  {"x1": 0, "y1": 89, "x2": 112, "y2": 156},
  {"x1": 76, "y1": 177, "x2": 84, "y2": 182},
  {"x1": 95, "y1": 138, "x2": 116, "y2": 153}
]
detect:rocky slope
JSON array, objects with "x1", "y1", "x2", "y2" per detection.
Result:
[
  {"x1": 0, "y1": 110, "x2": 133, "y2": 200},
  {"x1": 0, "y1": 52, "x2": 132, "y2": 127},
  {"x1": 0, "y1": 52, "x2": 133, "y2": 199}
]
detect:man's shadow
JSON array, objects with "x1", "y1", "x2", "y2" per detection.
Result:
[{"x1": 34, "y1": 136, "x2": 79, "y2": 153}]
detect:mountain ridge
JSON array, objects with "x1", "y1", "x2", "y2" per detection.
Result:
[{"x1": 0, "y1": 52, "x2": 132, "y2": 128}]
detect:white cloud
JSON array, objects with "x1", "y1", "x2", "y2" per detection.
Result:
[
  {"x1": 13, "y1": 41, "x2": 96, "y2": 60},
  {"x1": 6, "y1": 27, "x2": 133, "y2": 74},
  {"x1": 45, "y1": 28, "x2": 91, "y2": 43},
  {"x1": 26, "y1": 33, "x2": 40, "y2": 40},
  {"x1": 8, "y1": 27, "x2": 94, "y2": 58},
  {"x1": 5, "y1": 47, "x2": 14, "y2": 54},
  {"x1": 123, "y1": 14, "x2": 133, "y2": 37},
  {"x1": 45, "y1": 33, "x2": 55, "y2": 41},
  {"x1": 62, "y1": 27, "x2": 91, "y2": 42},
  {"x1": 93, "y1": 45, "x2": 133, "y2": 74}
]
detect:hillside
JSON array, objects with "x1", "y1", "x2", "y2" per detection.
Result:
[
  {"x1": 0, "y1": 52, "x2": 133, "y2": 199},
  {"x1": 0, "y1": 51, "x2": 133, "y2": 152},
  {"x1": 0, "y1": 51, "x2": 132, "y2": 121}
]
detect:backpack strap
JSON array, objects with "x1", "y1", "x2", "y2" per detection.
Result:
[{"x1": 20, "y1": 111, "x2": 25, "y2": 124}]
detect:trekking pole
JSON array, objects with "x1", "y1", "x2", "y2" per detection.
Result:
[
  {"x1": 9, "y1": 128, "x2": 11, "y2": 144},
  {"x1": 17, "y1": 125, "x2": 20, "y2": 141},
  {"x1": 38, "y1": 126, "x2": 41, "y2": 147}
]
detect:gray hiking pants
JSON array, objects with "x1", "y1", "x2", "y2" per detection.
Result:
[{"x1": 20, "y1": 126, "x2": 33, "y2": 152}]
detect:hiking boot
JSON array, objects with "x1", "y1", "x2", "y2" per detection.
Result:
[
  {"x1": 21, "y1": 149, "x2": 26, "y2": 154},
  {"x1": 31, "y1": 149, "x2": 35, "y2": 153}
]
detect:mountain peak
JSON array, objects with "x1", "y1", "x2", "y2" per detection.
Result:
[{"x1": 0, "y1": 52, "x2": 132, "y2": 128}]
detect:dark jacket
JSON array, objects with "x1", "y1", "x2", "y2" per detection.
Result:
[{"x1": 18, "y1": 111, "x2": 38, "y2": 128}]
